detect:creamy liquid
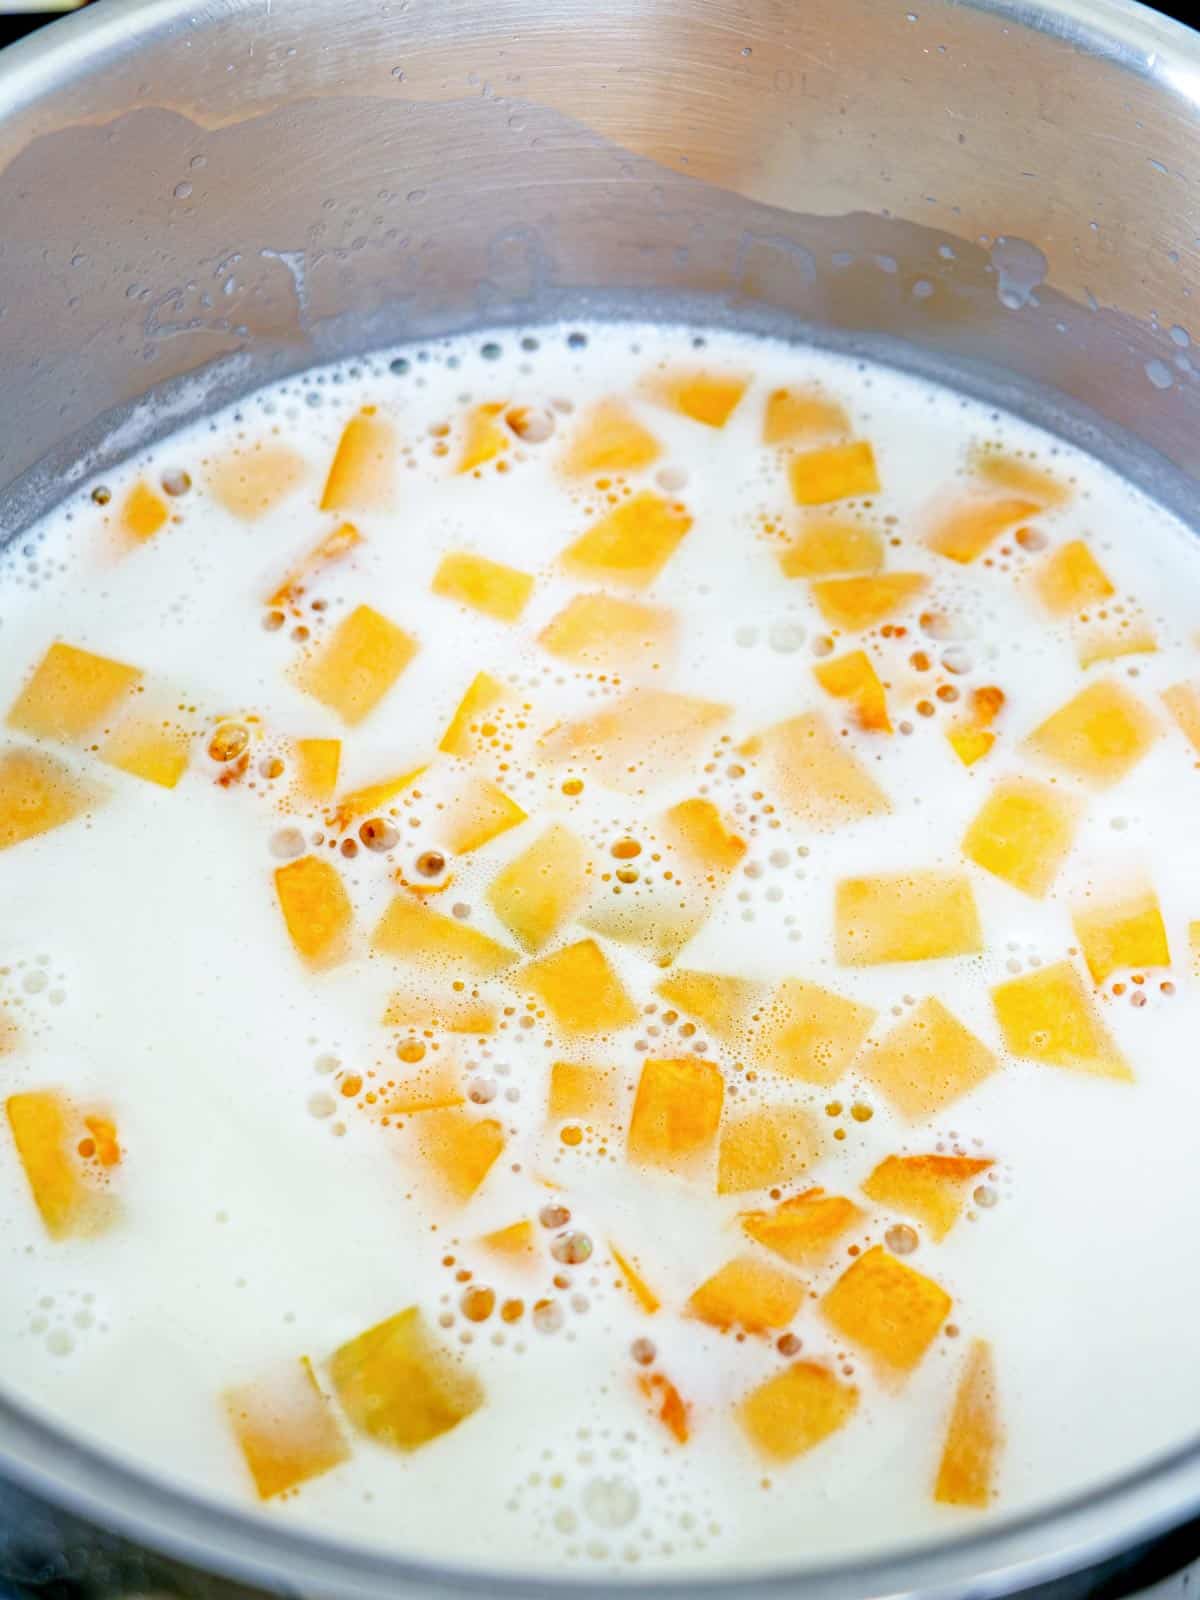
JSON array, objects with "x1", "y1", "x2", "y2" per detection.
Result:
[{"x1": 2, "y1": 323, "x2": 1200, "y2": 1577}]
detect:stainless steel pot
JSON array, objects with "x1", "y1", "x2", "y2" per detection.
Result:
[{"x1": 3, "y1": 1, "x2": 1200, "y2": 1595}]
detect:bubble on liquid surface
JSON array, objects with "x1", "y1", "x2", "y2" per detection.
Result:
[{"x1": 990, "y1": 236, "x2": 1047, "y2": 310}]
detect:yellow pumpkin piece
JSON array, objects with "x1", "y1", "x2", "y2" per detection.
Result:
[
  {"x1": 655, "y1": 970, "x2": 760, "y2": 1042},
  {"x1": 1077, "y1": 619, "x2": 1158, "y2": 669},
  {"x1": 813, "y1": 649, "x2": 891, "y2": 733},
  {"x1": 372, "y1": 895, "x2": 517, "y2": 977},
  {"x1": 382, "y1": 1067, "x2": 465, "y2": 1116},
  {"x1": 610, "y1": 1243, "x2": 661, "y2": 1314},
  {"x1": 1162, "y1": 682, "x2": 1200, "y2": 754},
  {"x1": 82, "y1": 1114, "x2": 120, "y2": 1168},
  {"x1": 755, "y1": 978, "x2": 876, "y2": 1086},
  {"x1": 456, "y1": 402, "x2": 510, "y2": 473},
  {"x1": 662, "y1": 797, "x2": 746, "y2": 873},
  {"x1": 268, "y1": 522, "x2": 362, "y2": 609},
  {"x1": 947, "y1": 726, "x2": 996, "y2": 768},
  {"x1": 741, "y1": 1189, "x2": 864, "y2": 1266},
  {"x1": 432, "y1": 552, "x2": 534, "y2": 624},
  {"x1": 789, "y1": 440, "x2": 880, "y2": 506},
  {"x1": 763, "y1": 386, "x2": 850, "y2": 446},
  {"x1": 969, "y1": 447, "x2": 1071, "y2": 508},
  {"x1": 329, "y1": 1306, "x2": 483, "y2": 1450},
  {"x1": 688, "y1": 1256, "x2": 805, "y2": 1333},
  {"x1": 320, "y1": 411, "x2": 395, "y2": 510},
  {"x1": 823, "y1": 1246, "x2": 951, "y2": 1373},
  {"x1": 962, "y1": 776, "x2": 1078, "y2": 899},
  {"x1": 542, "y1": 689, "x2": 730, "y2": 789},
  {"x1": 0, "y1": 748, "x2": 98, "y2": 852},
  {"x1": 927, "y1": 497, "x2": 1041, "y2": 564},
  {"x1": 121, "y1": 480, "x2": 169, "y2": 542},
  {"x1": 521, "y1": 938, "x2": 638, "y2": 1034},
  {"x1": 294, "y1": 604, "x2": 416, "y2": 726},
  {"x1": 101, "y1": 719, "x2": 189, "y2": 789},
  {"x1": 1025, "y1": 679, "x2": 1158, "y2": 788},
  {"x1": 861, "y1": 1154, "x2": 993, "y2": 1242},
  {"x1": 717, "y1": 1106, "x2": 821, "y2": 1196},
  {"x1": 562, "y1": 401, "x2": 661, "y2": 477},
  {"x1": 486, "y1": 823, "x2": 590, "y2": 951},
  {"x1": 331, "y1": 766, "x2": 422, "y2": 828},
  {"x1": 992, "y1": 961, "x2": 1130, "y2": 1079},
  {"x1": 8, "y1": 641, "x2": 142, "y2": 743},
  {"x1": 779, "y1": 520, "x2": 884, "y2": 579},
  {"x1": 224, "y1": 1357, "x2": 349, "y2": 1500},
  {"x1": 294, "y1": 738, "x2": 341, "y2": 802},
  {"x1": 382, "y1": 991, "x2": 496, "y2": 1034},
  {"x1": 1190, "y1": 921, "x2": 1200, "y2": 977},
  {"x1": 810, "y1": 572, "x2": 928, "y2": 630},
  {"x1": 413, "y1": 1108, "x2": 505, "y2": 1203},
  {"x1": 750, "y1": 711, "x2": 890, "y2": 830},
  {"x1": 443, "y1": 778, "x2": 526, "y2": 855},
  {"x1": 480, "y1": 1219, "x2": 537, "y2": 1261},
  {"x1": 835, "y1": 871, "x2": 982, "y2": 966},
  {"x1": 1073, "y1": 888, "x2": 1170, "y2": 984},
  {"x1": 274, "y1": 855, "x2": 352, "y2": 969},
  {"x1": 548, "y1": 1062, "x2": 613, "y2": 1121},
  {"x1": 560, "y1": 491, "x2": 693, "y2": 589},
  {"x1": 1034, "y1": 539, "x2": 1115, "y2": 615},
  {"x1": 739, "y1": 1361, "x2": 858, "y2": 1463},
  {"x1": 211, "y1": 444, "x2": 307, "y2": 520},
  {"x1": 650, "y1": 369, "x2": 748, "y2": 429},
  {"x1": 627, "y1": 1056, "x2": 725, "y2": 1174},
  {"x1": 538, "y1": 592, "x2": 675, "y2": 668},
  {"x1": 5, "y1": 1092, "x2": 88, "y2": 1239},
  {"x1": 864, "y1": 998, "x2": 998, "y2": 1120},
  {"x1": 639, "y1": 1372, "x2": 690, "y2": 1444},
  {"x1": 935, "y1": 1339, "x2": 1001, "y2": 1509},
  {"x1": 439, "y1": 671, "x2": 509, "y2": 757}
]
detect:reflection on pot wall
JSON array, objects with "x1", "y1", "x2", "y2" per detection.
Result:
[{"x1": 1, "y1": 0, "x2": 1199, "y2": 533}]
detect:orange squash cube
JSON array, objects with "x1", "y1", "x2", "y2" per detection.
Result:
[
  {"x1": 329, "y1": 1306, "x2": 483, "y2": 1450},
  {"x1": 320, "y1": 411, "x2": 395, "y2": 510},
  {"x1": 101, "y1": 719, "x2": 189, "y2": 789},
  {"x1": 935, "y1": 1339, "x2": 1000, "y2": 1509},
  {"x1": 121, "y1": 480, "x2": 169, "y2": 542},
  {"x1": 610, "y1": 1243, "x2": 661, "y2": 1314},
  {"x1": 439, "y1": 671, "x2": 508, "y2": 756},
  {"x1": 294, "y1": 738, "x2": 341, "y2": 802},
  {"x1": 522, "y1": 938, "x2": 637, "y2": 1033},
  {"x1": 5, "y1": 1091, "x2": 95, "y2": 1239},
  {"x1": 562, "y1": 401, "x2": 661, "y2": 477},
  {"x1": 639, "y1": 1372, "x2": 690, "y2": 1444},
  {"x1": 560, "y1": 491, "x2": 693, "y2": 589},
  {"x1": 548, "y1": 1062, "x2": 613, "y2": 1121},
  {"x1": 372, "y1": 895, "x2": 516, "y2": 977},
  {"x1": 655, "y1": 970, "x2": 761, "y2": 1042},
  {"x1": 688, "y1": 1256, "x2": 805, "y2": 1333},
  {"x1": 542, "y1": 689, "x2": 729, "y2": 789},
  {"x1": 992, "y1": 962, "x2": 1130, "y2": 1079},
  {"x1": 789, "y1": 441, "x2": 880, "y2": 506},
  {"x1": 627, "y1": 1056, "x2": 725, "y2": 1174},
  {"x1": 822, "y1": 1245, "x2": 951, "y2": 1372},
  {"x1": 442, "y1": 778, "x2": 526, "y2": 855},
  {"x1": 813, "y1": 649, "x2": 891, "y2": 732},
  {"x1": 763, "y1": 386, "x2": 850, "y2": 446},
  {"x1": 927, "y1": 497, "x2": 1041, "y2": 564},
  {"x1": 456, "y1": 402, "x2": 510, "y2": 474},
  {"x1": 862, "y1": 1154, "x2": 993, "y2": 1241},
  {"x1": 810, "y1": 572, "x2": 927, "y2": 630},
  {"x1": 717, "y1": 1106, "x2": 821, "y2": 1195},
  {"x1": 962, "y1": 776, "x2": 1078, "y2": 898},
  {"x1": 739, "y1": 1361, "x2": 858, "y2": 1463},
  {"x1": 274, "y1": 855, "x2": 352, "y2": 968},
  {"x1": 1162, "y1": 681, "x2": 1200, "y2": 755},
  {"x1": 1026, "y1": 680, "x2": 1158, "y2": 787},
  {"x1": 750, "y1": 711, "x2": 890, "y2": 830},
  {"x1": 383, "y1": 990, "x2": 496, "y2": 1035},
  {"x1": 486, "y1": 823, "x2": 590, "y2": 951},
  {"x1": 432, "y1": 552, "x2": 534, "y2": 623},
  {"x1": 947, "y1": 726, "x2": 996, "y2": 768},
  {"x1": 211, "y1": 444, "x2": 307, "y2": 520},
  {"x1": 412, "y1": 1108, "x2": 505, "y2": 1202},
  {"x1": 1077, "y1": 619, "x2": 1157, "y2": 669},
  {"x1": 1074, "y1": 887, "x2": 1170, "y2": 984},
  {"x1": 480, "y1": 1219, "x2": 537, "y2": 1261},
  {"x1": 969, "y1": 447, "x2": 1071, "y2": 507},
  {"x1": 835, "y1": 872, "x2": 982, "y2": 965},
  {"x1": 864, "y1": 998, "x2": 997, "y2": 1120},
  {"x1": 0, "y1": 748, "x2": 98, "y2": 852},
  {"x1": 539, "y1": 593, "x2": 675, "y2": 669},
  {"x1": 382, "y1": 1065, "x2": 465, "y2": 1117},
  {"x1": 755, "y1": 978, "x2": 876, "y2": 1086},
  {"x1": 650, "y1": 369, "x2": 748, "y2": 429},
  {"x1": 8, "y1": 641, "x2": 142, "y2": 743},
  {"x1": 331, "y1": 766, "x2": 422, "y2": 828},
  {"x1": 779, "y1": 519, "x2": 884, "y2": 578},
  {"x1": 741, "y1": 1189, "x2": 864, "y2": 1266},
  {"x1": 662, "y1": 797, "x2": 746, "y2": 874},
  {"x1": 225, "y1": 1357, "x2": 349, "y2": 1499},
  {"x1": 268, "y1": 522, "x2": 363, "y2": 609},
  {"x1": 294, "y1": 604, "x2": 416, "y2": 726},
  {"x1": 1034, "y1": 540, "x2": 1115, "y2": 615}
]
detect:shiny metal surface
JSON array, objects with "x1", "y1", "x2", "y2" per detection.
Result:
[{"x1": 3, "y1": 0, "x2": 1200, "y2": 1594}]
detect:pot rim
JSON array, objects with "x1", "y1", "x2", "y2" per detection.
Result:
[{"x1": 3, "y1": 0, "x2": 1200, "y2": 1594}]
